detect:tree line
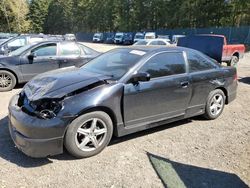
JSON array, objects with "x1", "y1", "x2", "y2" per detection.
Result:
[{"x1": 0, "y1": 0, "x2": 250, "y2": 34}]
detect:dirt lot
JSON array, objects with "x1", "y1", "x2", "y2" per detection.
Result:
[{"x1": 0, "y1": 44, "x2": 249, "y2": 188}]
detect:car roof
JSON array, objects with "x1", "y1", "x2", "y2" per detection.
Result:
[
  {"x1": 22, "y1": 40, "x2": 79, "y2": 49},
  {"x1": 196, "y1": 34, "x2": 224, "y2": 38},
  {"x1": 119, "y1": 46, "x2": 193, "y2": 53}
]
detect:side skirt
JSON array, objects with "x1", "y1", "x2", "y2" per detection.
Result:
[{"x1": 116, "y1": 115, "x2": 185, "y2": 137}]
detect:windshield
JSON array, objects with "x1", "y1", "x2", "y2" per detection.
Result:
[
  {"x1": 81, "y1": 49, "x2": 146, "y2": 80},
  {"x1": 135, "y1": 34, "x2": 144, "y2": 39},
  {"x1": 94, "y1": 33, "x2": 101, "y2": 37},
  {"x1": 134, "y1": 40, "x2": 148, "y2": 45},
  {"x1": 9, "y1": 44, "x2": 33, "y2": 56},
  {"x1": 115, "y1": 34, "x2": 123, "y2": 38}
]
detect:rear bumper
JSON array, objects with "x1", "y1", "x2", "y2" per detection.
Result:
[{"x1": 227, "y1": 90, "x2": 237, "y2": 104}]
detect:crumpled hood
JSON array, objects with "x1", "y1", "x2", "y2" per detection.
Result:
[{"x1": 23, "y1": 67, "x2": 110, "y2": 101}]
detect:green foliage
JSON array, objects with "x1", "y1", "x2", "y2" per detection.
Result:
[
  {"x1": 0, "y1": 0, "x2": 249, "y2": 34},
  {"x1": 0, "y1": 0, "x2": 30, "y2": 33},
  {"x1": 44, "y1": 0, "x2": 74, "y2": 34},
  {"x1": 28, "y1": 0, "x2": 51, "y2": 33}
]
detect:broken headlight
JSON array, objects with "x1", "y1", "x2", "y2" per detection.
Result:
[{"x1": 32, "y1": 99, "x2": 63, "y2": 119}]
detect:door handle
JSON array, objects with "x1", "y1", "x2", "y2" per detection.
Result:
[
  {"x1": 48, "y1": 57, "x2": 56, "y2": 60},
  {"x1": 180, "y1": 81, "x2": 189, "y2": 88},
  {"x1": 61, "y1": 59, "x2": 67, "y2": 63}
]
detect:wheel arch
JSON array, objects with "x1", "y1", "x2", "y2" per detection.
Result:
[
  {"x1": 215, "y1": 87, "x2": 228, "y2": 104},
  {"x1": 65, "y1": 106, "x2": 118, "y2": 137},
  {"x1": 232, "y1": 51, "x2": 239, "y2": 58},
  {"x1": 0, "y1": 68, "x2": 19, "y2": 84}
]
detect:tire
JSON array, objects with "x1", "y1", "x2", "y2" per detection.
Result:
[
  {"x1": 228, "y1": 55, "x2": 239, "y2": 67},
  {"x1": 203, "y1": 89, "x2": 226, "y2": 120},
  {"x1": 64, "y1": 111, "x2": 113, "y2": 158},
  {"x1": 0, "y1": 70, "x2": 16, "y2": 92}
]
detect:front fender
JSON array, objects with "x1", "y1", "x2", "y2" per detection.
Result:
[
  {"x1": 0, "y1": 63, "x2": 22, "y2": 83},
  {"x1": 58, "y1": 83, "x2": 125, "y2": 133}
]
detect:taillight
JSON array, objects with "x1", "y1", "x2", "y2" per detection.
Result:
[{"x1": 234, "y1": 72, "x2": 238, "y2": 81}]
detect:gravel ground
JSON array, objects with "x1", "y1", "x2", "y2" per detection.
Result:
[{"x1": 0, "y1": 44, "x2": 249, "y2": 188}]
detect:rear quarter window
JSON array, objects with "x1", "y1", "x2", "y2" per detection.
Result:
[
  {"x1": 187, "y1": 52, "x2": 217, "y2": 72},
  {"x1": 60, "y1": 43, "x2": 81, "y2": 56}
]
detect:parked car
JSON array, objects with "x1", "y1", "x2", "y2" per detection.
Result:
[
  {"x1": 93, "y1": 33, "x2": 104, "y2": 43},
  {"x1": 133, "y1": 32, "x2": 145, "y2": 43},
  {"x1": 0, "y1": 33, "x2": 18, "y2": 40},
  {"x1": 144, "y1": 32, "x2": 157, "y2": 39},
  {"x1": 172, "y1": 35, "x2": 185, "y2": 44},
  {"x1": 123, "y1": 33, "x2": 134, "y2": 45},
  {"x1": 0, "y1": 38, "x2": 10, "y2": 45},
  {"x1": 177, "y1": 35, "x2": 245, "y2": 66},
  {"x1": 0, "y1": 41, "x2": 100, "y2": 91},
  {"x1": 134, "y1": 39, "x2": 171, "y2": 46},
  {"x1": 8, "y1": 46, "x2": 237, "y2": 158},
  {"x1": 105, "y1": 33, "x2": 115, "y2": 44},
  {"x1": 0, "y1": 34, "x2": 59, "y2": 55},
  {"x1": 114, "y1": 32, "x2": 125, "y2": 44},
  {"x1": 64, "y1": 34, "x2": 76, "y2": 41},
  {"x1": 158, "y1": 35, "x2": 170, "y2": 40}
]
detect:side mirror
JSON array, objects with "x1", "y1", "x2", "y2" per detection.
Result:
[
  {"x1": 130, "y1": 72, "x2": 150, "y2": 84},
  {"x1": 28, "y1": 53, "x2": 36, "y2": 61},
  {"x1": 1, "y1": 45, "x2": 8, "y2": 55}
]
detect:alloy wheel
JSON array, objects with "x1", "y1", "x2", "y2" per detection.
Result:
[
  {"x1": 209, "y1": 94, "x2": 224, "y2": 116},
  {"x1": 0, "y1": 73, "x2": 12, "y2": 88},
  {"x1": 75, "y1": 118, "x2": 107, "y2": 152}
]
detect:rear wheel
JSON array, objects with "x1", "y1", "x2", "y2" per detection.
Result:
[
  {"x1": 203, "y1": 89, "x2": 225, "y2": 120},
  {"x1": 227, "y1": 55, "x2": 239, "y2": 67},
  {"x1": 64, "y1": 111, "x2": 113, "y2": 158},
  {"x1": 0, "y1": 70, "x2": 16, "y2": 92}
]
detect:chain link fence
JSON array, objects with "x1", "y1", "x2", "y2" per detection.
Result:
[{"x1": 76, "y1": 26, "x2": 250, "y2": 49}]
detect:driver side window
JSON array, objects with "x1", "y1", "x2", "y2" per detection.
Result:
[
  {"x1": 31, "y1": 43, "x2": 57, "y2": 57},
  {"x1": 139, "y1": 52, "x2": 186, "y2": 79}
]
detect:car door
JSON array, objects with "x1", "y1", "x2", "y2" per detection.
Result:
[
  {"x1": 58, "y1": 42, "x2": 84, "y2": 68},
  {"x1": 123, "y1": 51, "x2": 191, "y2": 127},
  {"x1": 20, "y1": 43, "x2": 59, "y2": 81},
  {"x1": 186, "y1": 51, "x2": 223, "y2": 109}
]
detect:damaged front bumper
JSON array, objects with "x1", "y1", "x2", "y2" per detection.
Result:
[{"x1": 8, "y1": 94, "x2": 69, "y2": 158}]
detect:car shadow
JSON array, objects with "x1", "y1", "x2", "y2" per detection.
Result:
[
  {"x1": 109, "y1": 119, "x2": 193, "y2": 146},
  {"x1": 15, "y1": 83, "x2": 26, "y2": 89},
  {"x1": 0, "y1": 115, "x2": 206, "y2": 166},
  {"x1": 0, "y1": 116, "x2": 53, "y2": 168},
  {"x1": 238, "y1": 77, "x2": 250, "y2": 85},
  {"x1": 147, "y1": 152, "x2": 248, "y2": 188}
]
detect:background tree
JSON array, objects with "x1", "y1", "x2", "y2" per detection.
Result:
[
  {"x1": 0, "y1": 0, "x2": 30, "y2": 33},
  {"x1": 28, "y1": 0, "x2": 51, "y2": 33},
  {"x1": 44, "y1": 0, "x2": 74, "y2": 34},
  {"x1": 1, "y1": 0, "x2": 250, "y2": 34}
]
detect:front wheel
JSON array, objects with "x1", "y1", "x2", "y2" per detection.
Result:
[
  {"x1": 203, "y1": 89, "x2": 225, "y2": 120},
  {"x1": 0, "y1": 70, "x2": 16, "y2": 92},
  {"x1": 64, "y1": 111, "x2": 113, "y2": 158}
]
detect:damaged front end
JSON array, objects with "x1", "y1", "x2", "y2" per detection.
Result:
[
  {"x1": 18, "y1": 80, "x2": 108, "y2": 120},
  {"x1": 17, "y1": 92, "x2": 63, "y2": 119}
]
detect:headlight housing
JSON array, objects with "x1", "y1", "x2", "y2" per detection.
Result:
[
  {"x1": 18, "y1": 92, "x2": 63, "y2": 119},
  {"x1": 32, "y1": 99, "x2": 63, "y2": 119}
]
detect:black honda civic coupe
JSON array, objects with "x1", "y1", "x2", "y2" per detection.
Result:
[{"x1": 8, "y1": 46, "x2": 237, "y2": 158}]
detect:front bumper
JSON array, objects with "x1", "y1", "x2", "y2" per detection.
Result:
[{"x1": 8, "y1": 94, "x2": 68, "y2": 158}]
